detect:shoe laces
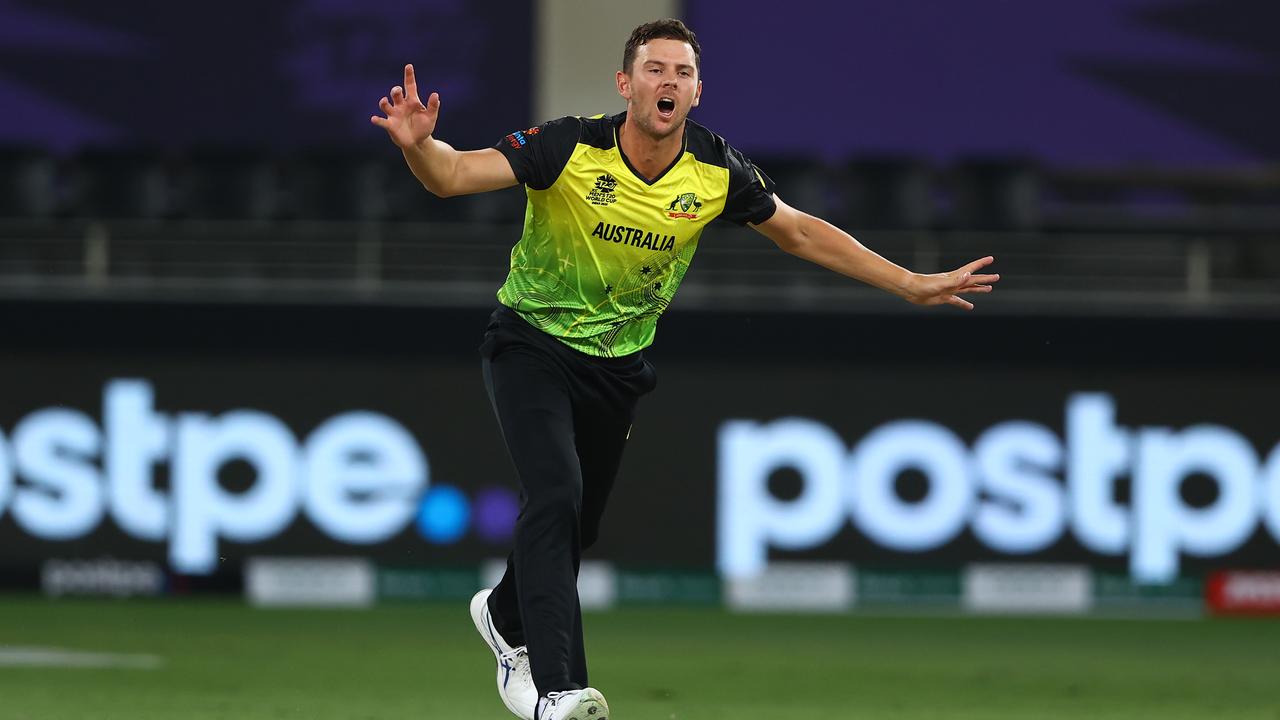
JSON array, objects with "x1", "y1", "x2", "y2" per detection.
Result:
[{"x1": 499, "y1": 646, "x2": 528, "y2": 673}]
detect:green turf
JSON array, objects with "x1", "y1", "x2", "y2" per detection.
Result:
[{"x1": 0, "y1": 597, "x2": 1277, "y2": 719}]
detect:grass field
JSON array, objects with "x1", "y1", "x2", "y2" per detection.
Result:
[{"x1": 0, "y1": 597, "x2": 1277, "y2": 719}]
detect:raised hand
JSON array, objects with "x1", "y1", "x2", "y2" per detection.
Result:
[
  {"x1": 370, "y1": 64, "x2": 440, "y2": 149},
  {"x1": 906, "y1": 256, "x2": 1000, "y2": 310}
]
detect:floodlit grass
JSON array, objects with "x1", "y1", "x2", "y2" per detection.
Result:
[{"x1": 0, "y1": 597, "x2": 1277, "y2": 719}]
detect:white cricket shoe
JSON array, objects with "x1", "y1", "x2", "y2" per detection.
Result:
[
  {"x1": 534, "y1": 688, "x2": 610, "y2": 720},
  {"x1": 470, "y1": 589, "x2": 537, "y2": 720}
]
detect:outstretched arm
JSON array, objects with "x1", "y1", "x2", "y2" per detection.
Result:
[
  {"x1": 751, "y1": 196, "x2": 999, "y2": 310},
  {"x1": 371, "y1": 64, "x2": 517, "y2": 197}
]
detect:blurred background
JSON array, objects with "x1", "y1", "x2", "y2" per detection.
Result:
[{"x1": 1, "y1": 0, "x2": 1279, "y2": 717}]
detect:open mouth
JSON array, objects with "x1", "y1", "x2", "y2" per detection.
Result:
[{"x1": 656, "y1": 98, "x2": 676, "y2": 118}]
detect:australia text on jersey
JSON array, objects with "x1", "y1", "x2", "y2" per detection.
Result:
[{"x1": 591, "y1": 221, "x2": 677, "y2": 252}]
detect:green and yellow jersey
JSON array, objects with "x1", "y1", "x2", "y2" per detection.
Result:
[{"x1": 493, "y1": 112, "x2": 776, "y2": 357}]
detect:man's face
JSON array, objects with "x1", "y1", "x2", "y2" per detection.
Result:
[{"x1": 617, "y1": 38, "x2": 702, "y2": 140}]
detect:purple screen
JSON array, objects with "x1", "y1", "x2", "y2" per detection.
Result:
[
  {"x1": 684, "y1": 0, "x2": 1277, "y2": 167},
  {"x1": 0, "y1": 0, "x2": 531, "y2": 152}
]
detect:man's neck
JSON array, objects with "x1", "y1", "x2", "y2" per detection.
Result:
[{"x1": 617, "y1": 114, "x2": 684, "y2": 182}]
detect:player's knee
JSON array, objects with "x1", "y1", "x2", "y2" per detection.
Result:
[{"x1": 526, "y1": 484, "x2": 582, "y2": 525}]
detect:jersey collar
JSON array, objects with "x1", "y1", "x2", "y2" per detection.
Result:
[{"x1": 611, "y1": 112, "x2": 687, "y2": 186}]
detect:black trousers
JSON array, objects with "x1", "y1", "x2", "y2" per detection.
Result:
[{"x1": 479, "y1": 306, "x2": 656, "y2": 696}]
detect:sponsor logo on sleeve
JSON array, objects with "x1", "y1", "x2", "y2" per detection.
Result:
[{"x1": 504, "y1": 126, "x2": 542, "y2": 149}]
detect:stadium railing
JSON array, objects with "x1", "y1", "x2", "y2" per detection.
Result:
[{"x1": 1, "y1": 150, "x2": 1277, "y2": 314}]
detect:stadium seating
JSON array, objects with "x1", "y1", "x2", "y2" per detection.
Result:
[{"x1": 0, "y1": 147, "x2": 59, "y2": 219}]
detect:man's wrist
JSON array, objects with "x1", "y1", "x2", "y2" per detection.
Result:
[
  {"x1": 401, "y1": 135, "x2": 433, "y2": 155},
  {"x1": 893, "y1": 270, "x2": 921, "y2": 300}
]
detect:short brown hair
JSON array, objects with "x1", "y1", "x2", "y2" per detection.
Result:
[{"x1": 623, "y1": 19, "x2": 701, "y2": 75}]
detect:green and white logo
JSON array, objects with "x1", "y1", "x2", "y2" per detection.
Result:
[{"x1": 666, "y1": 192, "x2": 702, "y2": 219}]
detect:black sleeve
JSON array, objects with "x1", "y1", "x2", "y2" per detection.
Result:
[
  {"x1": 720, "y1": 146, "x2": 777, "y2": 226},
  {"x1": 493, "y1": 116, "x2": 581, "y2": 191}
]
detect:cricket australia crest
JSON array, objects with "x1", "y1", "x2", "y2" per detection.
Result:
[{"x1": 666, "y1": 192, "x2": 702, "y2": 219}]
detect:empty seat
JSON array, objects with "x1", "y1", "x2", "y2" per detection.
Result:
[
  {"x1": 0, "y1": 147, "x2": 59, "y2": 219},
  {"x1": 179, "y1": 148, "x2": 285, "y2": 221},
  {"x1": 950, "y1": 158, "x2": 1042, "y2": 230},
  {"x1": 842, "y1": 157, "x2": 934, "y2": 230},
  {"x1": 70, "y1": 149, "x2": 179, "y2": 220},
  {"x1": 750, "y1": 155, "x2": 830, "y2": 218},
  {"x1": 285, "y1": 149, "x2": 393, "y2": 222}
]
